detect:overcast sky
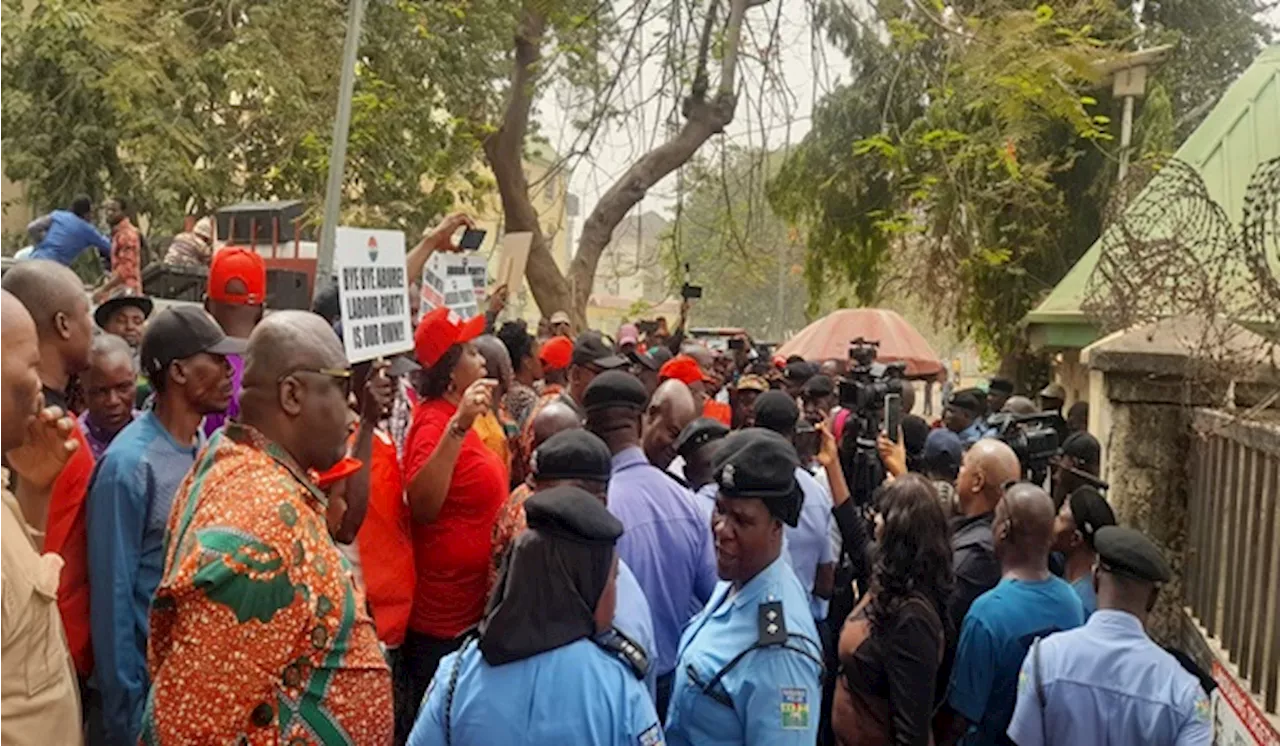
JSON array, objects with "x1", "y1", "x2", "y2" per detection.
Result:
[
  {"x1": 539, "y1": 2, "x2": 843, "y2": 228},
  {"x1": 540, "y1": 2, "x2": 1280, "y2": 249}
]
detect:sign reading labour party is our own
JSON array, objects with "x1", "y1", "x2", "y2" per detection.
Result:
[
  {"x1": 420, "y1": 251, "x2": 486, "y2": 320},
  {"x1": 335, "y1": 227, "x2": 412, "y2": 363}
]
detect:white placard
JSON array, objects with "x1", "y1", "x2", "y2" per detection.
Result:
[
  {"x1": 335, "y1": 227, "x2": 412, "y2": 363},
  {"x1": 421, "y1": 252, "x2": 486, "y2": 319},
  {"x1": 494, "y1": 232, "x2": 533, "y2": 291}
]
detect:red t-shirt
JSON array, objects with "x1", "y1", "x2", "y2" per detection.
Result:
[
  {"x1": 355, "y1": 430, "x2": 415, "y2": 647},
  {"x1": 43, "y1": 423, "x2": 95, "y2": 676},
  {"x1": 704, "y1": 399, "x2": 732, "y2": 427},
  {"x1": 402, "y1": 398, "x2": 509, "y2": 639}
]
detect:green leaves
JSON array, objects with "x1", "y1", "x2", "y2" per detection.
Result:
[{"x1": 770, "y1": 0, "x2": 1131, "y2": 360}]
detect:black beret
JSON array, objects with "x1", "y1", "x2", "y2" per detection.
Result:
[
  {"x1": 532, "y1": 429, "x2": 613, "y2": 483},
  {"x1": 712, "y1": 428, "x2": 803, "y2": 527},
  {"x1": 988, "y1": 377, "x2": 1015, "y2": 395},
  {"x1": 801, "y1": 374, "x2": 835, "y2": 398},
  {"x1": 1094, "y1": 526, "x2": 1171, "y2": 584},
  {"x1": 1061, "y1": 432, "x2": 1102, "y2": 469},
  {"x1": 753, "y1": 390, "x2": 800, "y2": 434},
  {"x1": 947, "y1": 391, "x2": 982, "y2": 415},
  {"x1": 674, "y1": 418, "x2": 730, "y2": 458},
  {"x1": 582, "y1": 370, "x2": 648, "y2": 413},
  {"x1": 524, "y1": 485, "x2": 624, "y2": 545},
  {"x1": 1067, "y1": 486, "x2": 1116, "y2": 549}
]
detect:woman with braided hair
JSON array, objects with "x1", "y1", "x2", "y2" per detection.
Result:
[{"x1": 407, "y1": 485, "x2": 662, "y2": 746}]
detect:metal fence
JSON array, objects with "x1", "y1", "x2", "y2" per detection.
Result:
[{"x1": 1185, "y1": 408, "x2": 1280, "y2": 714}]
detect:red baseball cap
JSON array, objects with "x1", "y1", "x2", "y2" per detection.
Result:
[
  {"x1": 414, "y1": 306, "x2": 486, "y2": 368},
  {"x1": 208, "y1": 247, "x2": 267, "y2": 305},
  {"x1": 659, "y1": 354, "x2": 713, "y2": 385},
  {"x1": 538, "y1": 336, "x2": 573, "y2": 372}
]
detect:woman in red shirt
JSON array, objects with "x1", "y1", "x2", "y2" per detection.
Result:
[{"x1": 396, "y1": 307, "x2": 508, "y2": 743}]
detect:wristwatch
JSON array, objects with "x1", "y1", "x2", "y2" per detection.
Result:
[{"x1": 448, "y1": 420, "x2": 469, "y2": 439}]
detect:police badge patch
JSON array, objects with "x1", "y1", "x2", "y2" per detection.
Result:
[
  {"x1": 638, "y1": 722, "x2": 664, "y2": 745},
  {"x1": 780, "y1": 687, "x2": 810, "y2": 729}
]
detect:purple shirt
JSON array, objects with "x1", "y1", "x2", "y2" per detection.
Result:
[
  {"x1": 607, "y1": 446, "x2": 717, "y2": 676},
  {"x1": 78, "y1": 409, "x2": 141, "y2": 462},
  {"x1": 201, "y1": 353, "x2": 243, "y2": 437}
]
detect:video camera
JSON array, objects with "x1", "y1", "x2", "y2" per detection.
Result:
[
  {"x1": 986, "y1": 411, "x2": 1060, "y2": 481},
  {"x1": 835, "y1": 338, "x2": 907, "y2": 505},
  {"x1": 837, "y1": 338, "x2": 907, "y2": 419}
]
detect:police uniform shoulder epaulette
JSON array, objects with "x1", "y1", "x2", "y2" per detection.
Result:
[
  {"x1": 758, "y1": 600, "x2": 787, "y2": 645},
  {"x1": 593, "y1": 627, "x2": 650, "y2": 680}
]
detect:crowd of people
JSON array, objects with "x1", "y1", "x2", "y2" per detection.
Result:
[{"x1": 0, "y1": 209, "x2": 1215, "y2": 746}]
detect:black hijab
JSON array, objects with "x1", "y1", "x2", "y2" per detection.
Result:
[{"x1": 478, "y1": 485, "x2": 623, "y2": 666}]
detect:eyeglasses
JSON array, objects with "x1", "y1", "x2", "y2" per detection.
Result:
[{"x1": 279, "y1": 367, "x2": 353, "y2": 397}]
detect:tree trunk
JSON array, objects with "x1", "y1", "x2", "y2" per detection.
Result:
[{"x1": 484, "y1": 0, "x2": 752, "y2": 331}]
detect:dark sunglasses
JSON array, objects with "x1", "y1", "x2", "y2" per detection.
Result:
[{"x1": 279, "y1": 367, "x2": 353, "y2": 396}]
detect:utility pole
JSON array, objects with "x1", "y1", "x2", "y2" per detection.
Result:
[{"x1": 315, "y1": 0, "x2": 368, "y2": 294}]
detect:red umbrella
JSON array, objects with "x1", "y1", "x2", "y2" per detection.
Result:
[{"x1": 775, "y1": 308, "x2": 945, "y2": 380}]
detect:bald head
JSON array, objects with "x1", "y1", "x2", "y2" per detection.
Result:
[
  {"x1": 643, "y1": 379, "x2": 698, "y2": 470},
  {"x1": 473, "y1": 335, "x2": 512, "y2": 391},
  {"x1": 1, "y1": 260, "x2": 85, "y2": 336},
  {"x1": 2, "y1": 291, "x2": 42, "y2": 452},
  {"x1": 1001, "y1": 396, "x2": 1038, "y2": 415},
  {"x1": 531, "y1": 400, "x2": 582, "y2": 451},
  {"x1": 240, "y1": 311, "x2": 351, "y2": 472},
  {"x1": 956, "y1": 438, "x2": 1022, "y2": 516},
  {"x1": 995, "y1": 482, "x2": 1057, "y2": 564},
  {"x1": 1, "y1": 260, "x2": 93, "y2": 378},
  {"x1": 242, "y1": 311, "x2": 346, "y2": 388}
]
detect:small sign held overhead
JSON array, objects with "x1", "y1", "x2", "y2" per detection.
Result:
[{"x1": 335, "y1": 227, "x2": 412, "y2": 363}]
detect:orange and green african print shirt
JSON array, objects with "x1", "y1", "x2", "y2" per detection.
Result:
[{"x1": 141, "y1": 424, "x2": 392, "y2": 746}]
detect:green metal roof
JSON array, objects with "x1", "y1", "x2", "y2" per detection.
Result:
[{"x1": 1025, "y1": 45, "x2": 1280, "y2": 345}]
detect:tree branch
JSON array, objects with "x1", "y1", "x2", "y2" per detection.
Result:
[
  {"x1": 567, "y1": 0, "x2": 751, "y2": 313},
  {"x1": 484, "y1": 5, "x2": 574, "y2": 319}
]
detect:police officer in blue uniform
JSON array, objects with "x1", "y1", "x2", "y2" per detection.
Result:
[
  {"x1": 1008, "y1": 526, "x2": 1211, "y2": 746},
  {"x1": 409, "y1": 485, "x2": 664, "y2": 746},
  {"x1": 664, "y1": 428, "x2": 824, "y2": 746}
]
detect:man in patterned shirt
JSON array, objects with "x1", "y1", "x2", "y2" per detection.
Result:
[
  {"x1": 143, "y1": 311, "x2": 392, "y2": 745},
  {"x1": 94, "y1": 197, "x2": 142, "y2": 300}
]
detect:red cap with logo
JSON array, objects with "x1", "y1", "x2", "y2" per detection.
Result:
[
  {"x1": 208, "y1": 247, "x2": 267, "y2": 305},
  {"x1": 538, "y1": 336, "x2": 573, "y2": 372},
  {"x1": 414, "y1": 306, "x2": 486, "y2": 368},
  {"x1": 659, "y1": 354, "x2": 714, "y2": 385}
]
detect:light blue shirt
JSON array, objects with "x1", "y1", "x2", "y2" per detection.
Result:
[
  {"x1": 27, "y1": 209, "x2": 112, "y2": 266},
  {"x1": 616, "y1": 559, "x2": 658, "y2": 700},
  {"x1": 786, "y1": 467, "x2": 835, "y2": 621},
  {"x1": 957, "y1": 421, "x2": 985, "y2": 448},
  {"x1": 1007, "y1": 610, "x2": 1211, "y2": 746},
  {"x1": 86, "y1": 411, "x2": 200, "y2": 745},
  {"x1": 410, "y1": 637, "x2": 663, "y2": 746},
  {"x1": 608, "y1": 446, "x2": 718, "y2": 676},
  {"x1": 1070, "y1": 576, "x2": 1097, "y2": 618},
  {"x1": 665, "y1": 555, "x2": 823, "y2": 746},
  {"x1": 948, "y1": 576, "x2": 1085, "y2": 746}
]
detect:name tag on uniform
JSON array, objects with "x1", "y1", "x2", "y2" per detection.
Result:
[
  {"x1": 780, "y1": 687, "x2": 810, "y2": 729},
  {"x1": 638, "y1": 723, "x2": 664, "y2": 745}
]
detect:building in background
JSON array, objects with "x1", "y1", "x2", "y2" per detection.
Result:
[{"x1": 587, "y1": 210, "x2": 677, "y2": 332}]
